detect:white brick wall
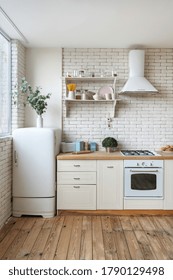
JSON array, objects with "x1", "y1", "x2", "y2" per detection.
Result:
[
  {"x1": 62, "y1": 48, "x2": 173, "y2": 150},
  {"x1": 0, "y1": 137, "x2": 12, "y2": 228},
  {"x1": 11, "y1": 40, "x2": 26, "y2": 130},
  {"x1": 0, "y1": 40, "x2": 25, "y2": 229}
]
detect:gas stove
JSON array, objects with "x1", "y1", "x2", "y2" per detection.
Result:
[{"x1": 121, "y1": 150, "x2": 159, "y2": 156}]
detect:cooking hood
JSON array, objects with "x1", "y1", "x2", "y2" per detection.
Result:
[{"x1": 120, "y1": 50, "x2": 158, "y2": 93}]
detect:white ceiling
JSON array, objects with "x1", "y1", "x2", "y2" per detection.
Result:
[{"x1": 0, "y1": 0, "x2": 173, "y2": 48}]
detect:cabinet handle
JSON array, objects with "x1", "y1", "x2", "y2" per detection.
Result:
[
  {"x1": 73, "y1": 177, "x2": 80, "y2": 180},
  {"x1": 73, "y1": 186, "x2": 80, "y2": 189},
  {"x1": 74, "y1": 164, "x2": 80, "y2": 167},
  {"x1": 107, "y1": 166, "x2": 114, "y2": 168}
]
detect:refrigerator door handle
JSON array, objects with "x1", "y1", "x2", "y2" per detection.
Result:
[{"x1": 14, "y1": 150, "x2": 18, "y2": 166}]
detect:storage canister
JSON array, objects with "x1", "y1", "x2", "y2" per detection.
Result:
[{"x1": 75, "y1": 141, "x2": 85, "y2": 152}]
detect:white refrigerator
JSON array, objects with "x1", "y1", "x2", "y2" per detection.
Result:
[{"x1": 13, "y1": 127, "x2": 61, "y2": 218}]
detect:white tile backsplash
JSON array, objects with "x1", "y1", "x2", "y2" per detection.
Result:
[{"x1": 62, "y1": 48, "x2": 173, "y2": 150}]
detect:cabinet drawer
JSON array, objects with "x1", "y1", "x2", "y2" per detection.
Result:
[
  {"x1": 57, "y1": 172, "x2": 96, "y2": 185},
  {"x1": 57, "y1": 185, "x2": 96, "y2": 210},
  {"x1": 57, "y1": 160, "x2": 96, "y2": 171}
]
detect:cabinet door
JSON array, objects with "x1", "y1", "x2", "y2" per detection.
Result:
[
  {"x1": 164, "y1": 160, "x2": 173, "y2": 209},
  {"x1": 97, "y1": 160, "x2": 123, "y2": 209},
  {"x1": 57, "y1": 185, "x2": 96, "y2": 210}
]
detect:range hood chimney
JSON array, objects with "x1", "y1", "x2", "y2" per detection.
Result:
[{"x1": 120, "y1": 50, "x2": 158, "y2": 93}]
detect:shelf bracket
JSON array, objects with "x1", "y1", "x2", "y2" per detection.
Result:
[{"x1": 112, "y1": 99, "x2": 117, "y2": 118}]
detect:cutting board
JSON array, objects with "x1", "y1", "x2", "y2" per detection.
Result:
[{"x1": 72, "y1": 150, "x2": 94, "y2": 154}]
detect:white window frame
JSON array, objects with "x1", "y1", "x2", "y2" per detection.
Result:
[{"x1": 0, "y1": 30, "x2": 11, "y2": 137}]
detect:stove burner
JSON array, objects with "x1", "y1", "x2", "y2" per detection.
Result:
[{"x1": 121, "y1": 150, "x2": 156, "y2": 156}]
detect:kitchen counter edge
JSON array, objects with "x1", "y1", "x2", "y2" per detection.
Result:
[{"x1": 56, "y1": 151, "x2": 173, "y2": 160}]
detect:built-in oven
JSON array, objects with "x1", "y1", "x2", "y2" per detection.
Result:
[{"x1": 124, "y1": 160, "x2": 163, "y2": 198}]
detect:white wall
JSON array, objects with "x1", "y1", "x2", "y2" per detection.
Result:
[{"x1": 25, "y1": 48, "x2": 62, "y2": 130}]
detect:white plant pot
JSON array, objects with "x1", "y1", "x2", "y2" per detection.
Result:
[{"x1": 37, "y1": 115, "x2": 43, "y2": 128}]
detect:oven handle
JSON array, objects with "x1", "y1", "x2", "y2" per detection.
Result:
[{"x1": 130, "y1": 169, "x2": 159, "y2": 172}]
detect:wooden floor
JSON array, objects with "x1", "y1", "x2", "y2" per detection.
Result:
[{"x1": 1, "y1": 213, "x2": 173, "y2": 260}]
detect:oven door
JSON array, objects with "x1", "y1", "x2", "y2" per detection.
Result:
[{"x1": 124, "y1": 168, "x2": 163, "y2": 197}]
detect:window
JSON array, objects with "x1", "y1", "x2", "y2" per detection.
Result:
[{"x1": 0, "y1": 32, "x2": 11, "y2": 136}]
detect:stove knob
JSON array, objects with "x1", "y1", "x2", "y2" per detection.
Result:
[
  {"x1": 142, "y1": 162, "x2": 145, "y2": 166},
  {"x1": 137, "y1": 163, "x2": 140, "y2": 166},
  {"x1": 150, "y1": 162, "x2": 153, "y2": 166}
]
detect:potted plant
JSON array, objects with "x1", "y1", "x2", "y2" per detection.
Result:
[
  {"x1": 13, "y1": 77, "x2": 51, "y2": 127},
  {"x1": 102, "y1": 137, "x2": 118, "y2": 152}
]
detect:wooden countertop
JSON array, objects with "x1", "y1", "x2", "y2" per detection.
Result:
[{"x1": 57, "y1": 151, "x2": 173, "y2": 160}]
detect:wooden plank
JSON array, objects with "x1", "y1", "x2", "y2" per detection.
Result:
[
  {"x1": 0, "y1": 217, "x2": 18, "y2": 243},
  {"x1": 149, "y1": 216, "x2": 165, "y2": 231},
  {"x1": 165, "y1": 216, "x2": 173, "y2": 228},
  {"x1": 92, "y1": 216, "x2": 105, "y2": 260},
  {"x1": 113, "y1": 231, "x2": 131, "y2": 260},
  {"x1": 0, "y1": 218, "x2": 26, "y2": 259},
  {"x1": 137, "y1": 216, "x2": 156, "y2": 231},
  {"x1": 41, "y1": 216, "x2": 65, "y2": 260},
  {"x1": 67, "y1": 216, "x2": 82, "y2": 260},
  {"x1": 129, "y1": 216, "x2": 143, "y2": 230},
  {"x1": 80, "y1": 216, "x2": 92, "y2": 260},
  {"x1": 110, "y1": 216, "x2": 122, "y2": 231},
  {"x1": 15, "y1": 218, "x2": 45, "y2": 259},
  {"x1": 110, "y1": 216, "x2": 130, "y2": 260},
  {"x1": 119, "y1": 216, "x2": 133, "y2": 231},
  {"x1": 124, "y1": 231, "x2": 144, "y2": 260},
  {"x1": 145, "y1": 230, "x2": 169, "y2": 259},
  {"x1": 134, "y1": 230, "x2": 157, "y2": 260},
  {"x1": 152, "y1": 216, "x2": 173, "y2": 237},
  {"x1": 164, "y1": 216, "x2": 173, "y2": 226},
  {"x1": 101, "y1": 216, "x2": 118, "y2": 260},
  {"x1": 156, "y1": 231, "x2": 173, "y2": 259},
  {"x1": 2, "y1": 218, "x2": 36, "y2": 260},
  {"x1": 28, "y1": 219, "x2": 52, "y2": 260},
  {"x1": 28, "y1": 219, "x2": 53, "y2": 260},
  {"x1": 54, "y1": 216, "x2": 74, "y2": 260}
]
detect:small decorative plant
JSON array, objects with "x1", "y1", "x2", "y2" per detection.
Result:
[
  {"x1": 13, "y1": 77, "x2": 51, "y2": 116},
  {"x1": 102, "y1": 137, "x2": 118, "y2": 152}
]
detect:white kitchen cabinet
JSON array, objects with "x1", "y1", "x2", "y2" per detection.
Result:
[
  {"x1": 97, "y1": 160, "x2": 123, "y2": 209},
  {"x1": 57, "y1": 160, "x2": 97, "y2": 210},
  {"x1": 164, "y1": 160, "x2": 173, "y2": 209},
  {"x1": 58, "y1": 185, "x2": 96, "y2": 210}
]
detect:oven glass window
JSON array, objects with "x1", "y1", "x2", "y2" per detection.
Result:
[{"x1": 131, "y1": 174, "x2": 156, "y2": 190}]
